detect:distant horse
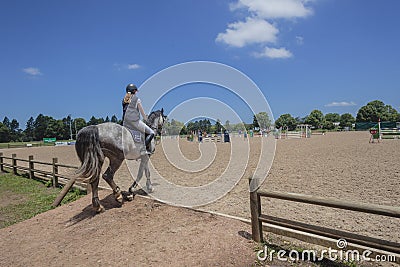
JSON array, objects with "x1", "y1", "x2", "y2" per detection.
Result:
[{"x1": 75, "y1": 109, "x2": 166, "y2": 212}]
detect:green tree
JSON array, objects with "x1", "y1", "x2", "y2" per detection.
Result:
[
  {"x1": 323, "y1": 113, "x2": 340, "y2": 130},
  {"x1": 185, "y1": 119, "x2": 213, "y2": 134},
  {"x1": 9, "y1": 119, "x2": 20, "y2": 141},
  {"x1": 340, "y1": 113, "x2": 355, "y2": 128},
  {"x1": 24, "y1": 117, "x2": 35, "y2": 141},
  {"x1": 45, "y1": 119, "x2": 65, "y2": 139},
  {"x1": 356, "y1": 100, "x2": 398, "y2": 122},
  {"x1": 253, "y1": 112, "x2": 271, "y2": 130},
  {"x1": 275, "y1": 114, "x2": 297, "y2": 131},
  {"x1": 200, "y1": 119, "x2": 212, "y2": 133},
  {"x1": 111, "y1": 115, "x2": 118, "y2": 123},
  {"x1": 2, "y1": 117, "x2": 10, "y2": 129},
  {"x1": 325, "y1": 113, "x2": 340, "y2": 123},
  {"x1": 295, "y1": 116, "x2": 306, "y2": 124},
  {"x1": 215, "y1": 119, "x2": 223, "y2": 133},
  {"x1": 74, "y1": 118, "x2": 87, "y2": 134},
  {"x1": 88, "y1": 116, "x2": 99, "y2": 125},
  {"x1": 323, "y1": 121, "x2": 335, "y2": 130},
  {"x1": 0, "y1": 122, "x2": 10, "y2": 142},
  {"x1": 98, "y1": 117, "x2": 105, "y2": 124},
  {"x1": 186, "y1": 121, "x2": 195, "y2": 133},
  {"x1": 33, "y1": 114, "x2": 50, "y2": 140},
  {"x1": 62, "y1": 115, "x2": 73, "y2": 140},
  {"x1": 305, "y1": 110, "x2": 325, "y2": 129},
  {"x1": 167, "y1": 119, "x2": 185, "y2": 135}
]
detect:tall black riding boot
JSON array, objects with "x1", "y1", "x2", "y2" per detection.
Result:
[{"x1": 145, "y1": 133, "x2": 155, "y2": 153}]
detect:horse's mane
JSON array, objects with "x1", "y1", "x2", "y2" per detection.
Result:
[{"x1": 147, "y1": 110, "x2": 162, "y2": 124}]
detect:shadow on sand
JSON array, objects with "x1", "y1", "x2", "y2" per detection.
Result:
[
  {"x1": 65, "y1": 187, "x2": 152, "y2": 227},
  {"x1": 65, "y1": 193, "x2": 127, "y2": 226}
]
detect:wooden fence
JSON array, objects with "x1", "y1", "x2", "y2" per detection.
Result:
[
  {"x1": 0, "y1": 152, "x2": 79, "y2": 188},
  {"x1": 250, "y1": 188, "x2": 400, "y2": 255}
]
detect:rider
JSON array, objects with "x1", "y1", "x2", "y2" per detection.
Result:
[{"x1": 122, "y1": 83, "x2": 155, "y2": 154}]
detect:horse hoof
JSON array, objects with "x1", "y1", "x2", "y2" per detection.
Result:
[
  {"x1": 122, "y1": 191, "x2": 135, "y2": 201},
  {"x1": 115, "y1": 193, "x2": 123, "y2": 204},
  {"x1": 146, "y1": 181, "x2": 153, "y2": 193},
  {"x1": 146, "y1": 187, "x2": 154, "y2": 193},
  {"x1": 94, "y1": 205, "x2": 105, "y2": 213}
]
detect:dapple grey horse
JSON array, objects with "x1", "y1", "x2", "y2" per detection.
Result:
[{"x1": 75, "y1": 109, "x2": 166, "y2": 212}]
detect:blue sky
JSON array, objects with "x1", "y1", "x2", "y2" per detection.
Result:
[{"x1": 1, "y1": 0, "x2": 400, "y2": 127}]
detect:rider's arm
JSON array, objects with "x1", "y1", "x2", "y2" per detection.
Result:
[{"x1": 137, "y1": 100, "x2": 148, "y2": 121}]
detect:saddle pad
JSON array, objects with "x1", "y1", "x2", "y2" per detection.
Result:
[{"x1": 127, "y1": 129, "x2": 143, "y2": 143}]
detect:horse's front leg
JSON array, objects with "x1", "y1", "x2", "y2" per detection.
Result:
[
  {"x1": 128, "y1": 155, "x2": 148, "y2": 193},
  {"x1": 144, "y1": 162, "x2": 153, "y2": 193}
]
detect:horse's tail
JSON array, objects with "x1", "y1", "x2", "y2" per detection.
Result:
[{"x1": 75, "y1": 125, "x2": 104, "y2": 183}]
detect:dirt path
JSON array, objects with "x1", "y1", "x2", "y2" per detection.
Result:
[{"x1": 0, "y1": 190, "x2": 257, "y2": 267}]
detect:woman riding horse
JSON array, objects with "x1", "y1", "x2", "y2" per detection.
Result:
[
  {"x1": 123, "y1": 83, "x2": 154, "y2": 154},
  {"x1": 75, "y1": 108, "x2": 166, "y2": 213}
]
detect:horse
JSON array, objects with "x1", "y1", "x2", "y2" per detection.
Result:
[{"x1": 75, "y1": 109, "x2": 166, "y2": 213}]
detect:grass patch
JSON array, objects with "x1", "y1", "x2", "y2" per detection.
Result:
[{"x1": 0, "y1": 172, "x2": 85, "y2": 228}]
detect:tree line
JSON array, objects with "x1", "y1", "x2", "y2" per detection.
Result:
[
  {"x1": 162, "y1": 112, "x2": 272, "y2": 136},
  {"x1": 1, "y1": 100, "x2": 398, "y2": 143},
  {"x1": 0, "y1": 114, "x2": 120, "y2": 143},
  {"x1": 275, "y1": 100, "x2": 399, "y2": 131}
]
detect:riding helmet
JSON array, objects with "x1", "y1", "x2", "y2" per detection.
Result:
[{"x1": 126, "y1": 83, "x2": 138, "y2": 93}]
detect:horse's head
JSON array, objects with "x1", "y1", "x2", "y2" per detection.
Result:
[{"x1": 147, "y1": 108, "x2": 167, "y2": 135}]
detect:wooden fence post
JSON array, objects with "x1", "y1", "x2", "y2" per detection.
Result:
[
  {"x1": 52, "y1": 177, "x2": 76, "y2": 207},
  {"x1": 0, "y1": 152, "x2": 3, "y2": 172},
  {"x1": 250, "y1": 190, "x2": 263, "y2": 243},
  {"x1": 29, "y1": 155, "x2": 34, "y2": 179},
  {"x1": 12, "y1": 154, "x2": 17, "y2": 175},
  {"x1": 249, "y1": 177, "x2": 263, "y2": 243},
  {"x1": 52, "y1": 158, "x2": 58, "y2": 188}
]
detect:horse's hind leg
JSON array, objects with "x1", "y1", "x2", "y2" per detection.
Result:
[
  {"x1": 102, "y1": 156, "x2": 124, "y2": 204},
  {"x1": 91, "y1": 177, "x2": 105, "y2": 213}
]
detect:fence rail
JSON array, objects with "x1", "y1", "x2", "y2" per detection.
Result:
[
  {"x1": 250, "y1": 187, "x2": 400, "y2": 255},
  {"x1": 0, "y1": 152, "x2": 79, "y2": 189}
]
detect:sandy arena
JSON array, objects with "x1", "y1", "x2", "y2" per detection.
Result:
[{"x1": 0, "y1": 131, "x2": 399, "y2": 265}]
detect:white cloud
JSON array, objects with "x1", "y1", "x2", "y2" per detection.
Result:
[
  {"x1": 296, "y1": 36, "x2": 304, "y2": 45},
  {"x1": 325, "y1": 101, "x2": 357, "y2": 107},
  {"x1": 22, "y1": 67, "x2": 42, "y2": 76},
  {"x1": 216, "y1": 17, "x2": 278, "y2": 47},
  {"x1": 114, "y1": 63, "x2": 141, "y2": 71},
  {"x1": 253, "y1": 46, "x2": 293, "y2": 59},
  {"x1": 128, "y1": 64, "x2": 141, "y2": 70},
  {"x1": 217, "y1": 0, "x2": 315, "y2": 59},
  {"x1": 232, "y1": 0, "x2": 313, "y2": 19}
]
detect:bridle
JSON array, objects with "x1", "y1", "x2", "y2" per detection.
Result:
[{"x1": 145, "y1": 111, "x2": 166, "y2": 142}]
